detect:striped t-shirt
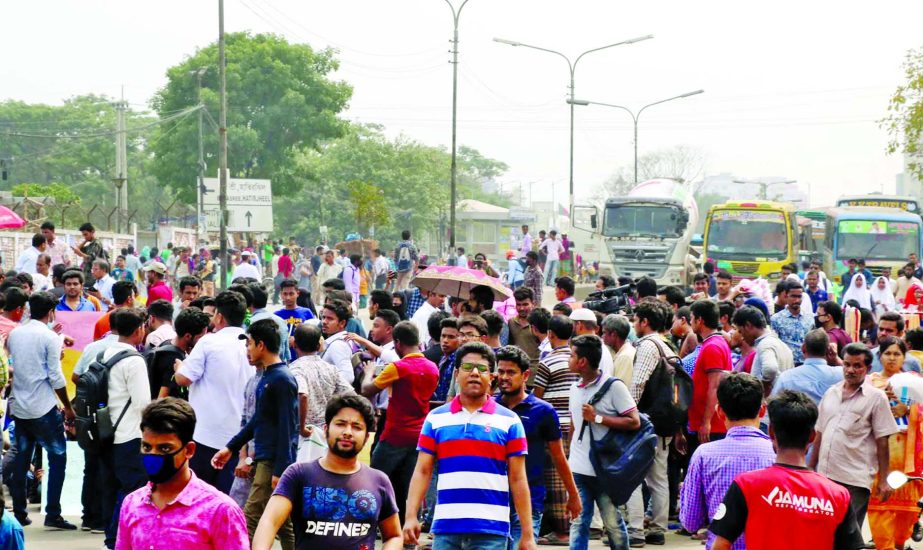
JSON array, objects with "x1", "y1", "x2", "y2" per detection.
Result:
[
  {"x1": 532, "y1": 346, "x2": 577, "y2": 424},
  {"x1": 417, "y1": 396, "x2": 528, "y2": 537}
]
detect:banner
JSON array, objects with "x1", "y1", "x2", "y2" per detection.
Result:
[{"x1": 55, "y1": 310, "x2": 106, "y2": 397}]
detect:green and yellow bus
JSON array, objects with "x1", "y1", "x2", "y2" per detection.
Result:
[{"x1": 704, "y1": 200, "x2": 800, "y2": 283}]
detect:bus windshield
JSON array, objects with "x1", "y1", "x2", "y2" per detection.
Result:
[
  {"x1": 706, "y1": 210, "x2": 788, "y2": 260},
  {"x1": 836, "y1": 220, "x2": 920, "y2": 261},
  {"x1": 603, "y1": 204, "x2": 685, "y2": 238}
]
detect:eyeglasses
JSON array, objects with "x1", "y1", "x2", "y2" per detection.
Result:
[{"x1": 459, "y1": 363, "x2": 492, "y2": 373}]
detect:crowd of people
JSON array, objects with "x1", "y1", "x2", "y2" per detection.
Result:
[{"x1": 0, "y1": 223, "x2": 920, "y2": 550}]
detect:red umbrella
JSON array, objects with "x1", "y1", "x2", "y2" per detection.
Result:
[{"x1": 0, "y1": 206, "x2": 26, "y2": 229}]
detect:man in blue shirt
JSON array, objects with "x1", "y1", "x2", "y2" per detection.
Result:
[
  {"x1": 274, "y1": 279, "x2": 314, "y2": 359},
  {"x1": 8, "y1": 292, "x2": 77, "y2": 530},
  {"x1": 211, "y1": 319, "x2": 298, "y2": 548},
  {"x1": 495, "y1": 345, "x2": 581, "y2": 547},
  {"x1": 771, "y1": 329, "x2": 844, "y2": 404},
  {"x1": 55, "y1": 270, "x2": 97, "y2": 312}
]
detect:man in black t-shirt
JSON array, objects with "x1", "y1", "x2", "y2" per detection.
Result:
[
  {"x1": 709, "y1": 390, "x2": 863, "y2": 550},
  {"x1": 147, "y1": 308, "x2": 210, "y2": 399},
  {"x1": 250, "y1": 394, "x2": 401, "y2": 550}
]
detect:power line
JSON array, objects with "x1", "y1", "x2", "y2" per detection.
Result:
[{"x1": 0, "y1": 106, "x2": 201, "y2": 140}]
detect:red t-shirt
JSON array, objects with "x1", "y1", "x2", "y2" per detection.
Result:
[
  {"x1": 373, "y1": 353, "x2": 440, "y2": 447},
  {"x1": 689, "y1": 333, "x2": 731, "y2": 433},
  {"x1": 710, "y1": 464, "x2": 860, "y2": 550}
]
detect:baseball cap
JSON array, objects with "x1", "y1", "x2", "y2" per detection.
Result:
[
  {"x1": 143, "y1": 261, "x2": 167, "y2": 275},
  {"x1": 569, "y1": 308, "x2": 596, "y2": 323}
]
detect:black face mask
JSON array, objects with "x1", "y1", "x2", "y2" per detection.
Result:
[{"x1": 142, "y1": 447, "x2": 186, "y2": 484}]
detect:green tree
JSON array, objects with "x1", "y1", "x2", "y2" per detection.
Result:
[
  {"x1": 883, "y1": 46, "x2": 923, "y2": 180},
  {"x1": 0, "y1": 95, "x2": 164, "y2": 229},
  {"x1": 592, "y1": 145, "x2": 705, "y2": 203},
  {"x1": 150, "y1": 32, "x2": 352, "y2": 203},
  {"x1": 276, "y1": 124, "x2": 510, "y2": 248}
]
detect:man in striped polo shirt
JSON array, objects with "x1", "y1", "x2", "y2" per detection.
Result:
[
  {"x1": 403, "y1": 342, "x2": 535, "y2": 550},
  {"x1": 531, "y1": 314, "x2": 576, "y2": 542}
]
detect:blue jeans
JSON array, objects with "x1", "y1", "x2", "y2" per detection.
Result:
[
  {"x1": 371, "y1": 440, "x2": 418, "y2": 525},
  {"x1": 11, "y1": 407, "x2": 67, "y2": 519},
  {"x1": 509, "y1": 507, "x2": 542, "y2": 549},
  {"x1": 570, "y1": 473, "x2": 629, "y2": 550},
  {"x1": 434, "y1": 533, "x2": 508, "y2": 550},
  {"x1": 544, "y1": 260, "x2": 559, "y2": 286}
]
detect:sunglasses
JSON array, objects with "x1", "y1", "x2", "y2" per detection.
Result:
[{"x1": 459, "y1": 363, "x2": 492, "y2": 373}]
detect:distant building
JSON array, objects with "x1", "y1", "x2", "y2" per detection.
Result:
[
  {"x1": 419, "y1": 199, "x2": 536, "y2": 264},
  {"x1": 896, "y1": 153, "x2": 923, "y2": 198}
]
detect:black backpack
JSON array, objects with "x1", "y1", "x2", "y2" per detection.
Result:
[
  {"x1": 636, "y1": 338, "x2": 694, "y2": 437},
  {"x1": 144, "y1": 343, "x2": 187, "y2": 399},
  {"x1": 73, "y1": 348, "x2": 142, "y2": 452}
]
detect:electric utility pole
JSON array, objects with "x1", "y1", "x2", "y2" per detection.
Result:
[{"x1": 218, "y1": 0, "x2": 229, "y2": 290}]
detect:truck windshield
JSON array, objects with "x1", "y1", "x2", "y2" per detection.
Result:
[
  {"x1": 706, "y1": 210, "x2": 788, "y2": 260},
  {"x1": 603, "y1": 205, "x2": 684, "y2": 237},
  {"x1": 836, "y1": 220, "x2": 920, "y2": 261}
]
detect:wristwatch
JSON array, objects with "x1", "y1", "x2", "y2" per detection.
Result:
[
  {"x1": 594, "y1": 414, "x2": 603, "y2": 425},
  {"x1": 244, "y1": 457, "x2": 253, "y2": 466}
]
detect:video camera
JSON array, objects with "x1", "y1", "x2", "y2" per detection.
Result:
[{"x1": 582, "y1": 283, "x2": 634, "y2": 315}]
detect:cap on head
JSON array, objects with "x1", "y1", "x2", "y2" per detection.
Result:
[
  {"x1": 569, "y1": 308, "x2": 596, "y2": 323},
  {"x1": 144, "y1": 262, "x2": 167, "y2": 275}
]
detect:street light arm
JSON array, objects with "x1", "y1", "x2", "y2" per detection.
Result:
[
  {"x1": 637, "y1": 89, "x2": 705, "y2": 120},
  {"x1": 571, "y1": 100, "x2": 637, "y2": 121},
  {"x1": 444, "y1": 0, "x2": 470, "y2": 25},
  {"x1": 573, "y1": 34, "x2": 654, "y2": 71},
  {"x1": 493, "y1": 38, "x2": 574, "y2": 72}
]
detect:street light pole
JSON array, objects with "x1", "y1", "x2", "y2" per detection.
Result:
[
  {"x1": 493, "y1": 35, "x2": 653, "y2": 215},
  {"x1": 568, "y1": 89, "x2": 704, "y2": 183},
  {"x1": 732, "y1": 178, "x2": 797, "y2": 201},
  {"x1": 446, "y1": 0, "x2": 470, "y2": 261},
  {"x1": 218, "y1": 0, "x2": 229, "y2": 291},
  {"x1": 191, "y1": 68, "x2": 208, "y2": 246}
]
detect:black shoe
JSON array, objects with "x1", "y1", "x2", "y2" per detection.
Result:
[
  {"x1": 80, "y1": 521, "x2": 92, "y2": 532},
  {"x1": 44, "y1": 516, "x2": 77, "y2": 530},
  {"x1": 91, "y1": 525, "x2": 107, "y2": 534},
  {"x1": 645, "y1": 532, "x2": 666, "y2": 546},
  {"x1": 914, "y1": 521, "x2": 923, "y2": 542},
  {"x1": 14, "y1": 514, "x2": 30, "y2": 527}
]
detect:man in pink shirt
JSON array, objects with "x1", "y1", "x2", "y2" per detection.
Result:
[
  {"x1": 116, "y1": 397, "x2": 248, "y2": 549},
  {"x1": 144, "y1": 262, "x2": 174, "y2": 304}
]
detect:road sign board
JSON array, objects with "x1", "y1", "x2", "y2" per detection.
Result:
[{"x1": 199, "y1": 177, "x2": 273, "y2": 233}]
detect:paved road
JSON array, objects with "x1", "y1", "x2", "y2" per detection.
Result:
[{"x1": 21, "y1": 511, "x2": 705, "y2": 549}]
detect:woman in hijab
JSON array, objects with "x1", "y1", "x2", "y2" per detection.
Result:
[
  {"x1": 841, "y1": 272, "x2": 872, "y2": 310},
  {"x1": 871, "y1": 275, "x2": 897, "y2": 317},
  {"x1": 904, "y1": 282, "x2": 923, "y2": 312}
]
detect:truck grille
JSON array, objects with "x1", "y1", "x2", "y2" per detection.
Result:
[{"x1": 731, "y1": 263, "x2": 759, "y2": 274}]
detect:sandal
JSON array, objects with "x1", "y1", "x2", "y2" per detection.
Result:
[{"x1": 537, "y1": 532, "x2": 571, "y2": 546}]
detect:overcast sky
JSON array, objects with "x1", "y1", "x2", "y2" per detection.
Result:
[{"x1": 4, "y1": 0, "x2": 922, "y2": 207}]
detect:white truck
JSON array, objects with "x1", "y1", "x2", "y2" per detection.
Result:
[{"x1": 573, "y1": 178, "x2": 699, "y2": 286}]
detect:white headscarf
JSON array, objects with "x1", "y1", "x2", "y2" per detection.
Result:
[
  {"x1": 870, "y1": 275, "x2": 896, "y2": 315},
  {"x1": 842, "y1": 273, "x2": 873, "y2": 310}
]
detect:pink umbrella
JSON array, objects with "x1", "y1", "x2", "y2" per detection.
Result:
[
  {"x1": 411, "y1": 265, "x2": 512, "y2": 301},
  {"x1": 0, "y1": 206, "x2": 26, "y2": 229}
]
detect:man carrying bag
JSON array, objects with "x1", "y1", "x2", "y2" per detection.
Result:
[{"x1": 567, "y1": 334, "x2": 656, "y2": 550}]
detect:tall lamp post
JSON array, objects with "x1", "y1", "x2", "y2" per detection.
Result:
[
  {"x1": 732, "y1": 178, "x2": 797, "y2": 201},
  {"x1": 493, "y1": 34, "x2": 653, "y2": 215},
  {"x1": 446, "y1": 0, "x2": 470, "y2": 261},
  {"x1": 217, "y1": 0, "x2": 229, "y2": 290},
  {"x1": 568, "y1": 89, "x2": 704, "y2": 183}
]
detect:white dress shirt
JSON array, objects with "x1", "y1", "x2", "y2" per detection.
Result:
[
  {"x1": 410, "y1": 301, "x2": 438, "y2": 346},
  {"x1": 322, "y1": 331, "x2": 355, "y2": 384},
  {"x1": 15, "y1": 246, "x2": 41, "y2": 274},
  {"x1": 232, "y1": 262, "x2": 262, "y2": 281},
  {"x1": 177, "y1": 326, "x2": 254, "y2": 449},
  {"x1": 103, "y1": 342, "x2": 152, "y2": 444}
]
